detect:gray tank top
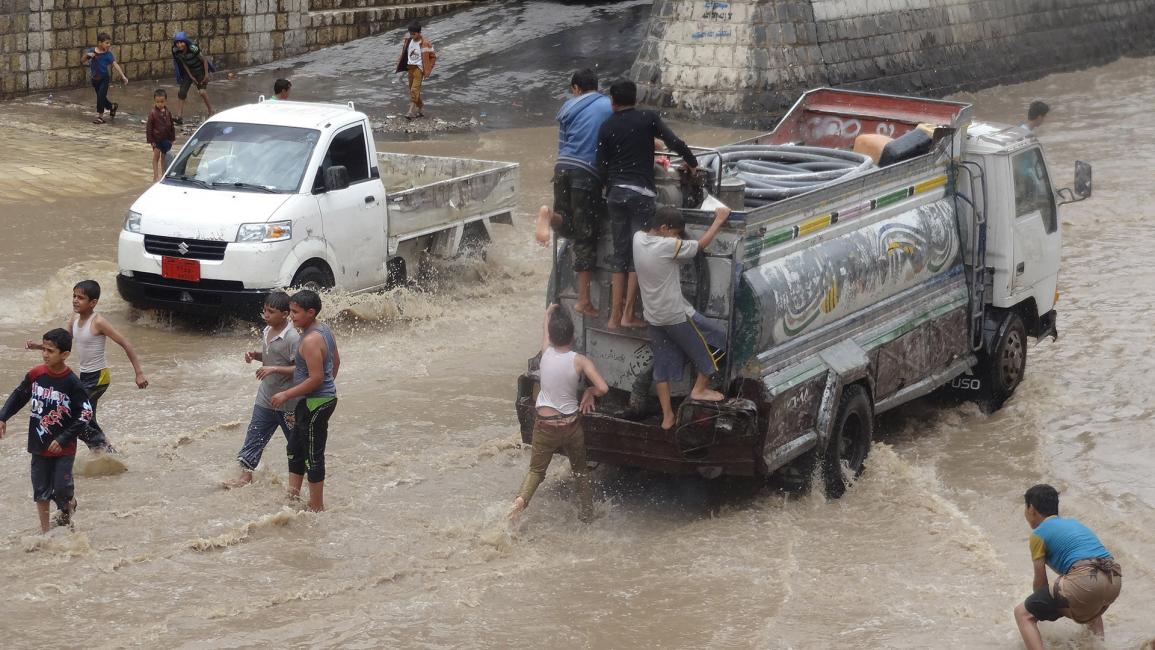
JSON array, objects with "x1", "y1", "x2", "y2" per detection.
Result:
[{"x1": 293, "y1": 322, "x2": 337, "y2": 398}]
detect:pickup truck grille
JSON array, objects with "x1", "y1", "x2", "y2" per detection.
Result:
[{"x1": 144, "y1": 235, "x2": 228, "y2": 261}]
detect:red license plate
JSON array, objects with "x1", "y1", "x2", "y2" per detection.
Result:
[{"x1": 161, "y1": 256, "x2": 201, "y2": 282}]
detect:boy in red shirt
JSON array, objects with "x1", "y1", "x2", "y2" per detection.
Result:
[
  {"x1": 0, "y1": 329, "x2": 93, "y2": 533},
  {"x1": 146, "y1": 88, "x2": 177, "y2": 182}
]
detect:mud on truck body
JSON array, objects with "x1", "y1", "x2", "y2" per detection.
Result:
[{"x1": 516, "y1": 89, "x2": 1090, "y2": 495}]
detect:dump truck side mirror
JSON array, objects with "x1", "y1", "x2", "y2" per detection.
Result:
[{"x1": 1058, "y1": 160, "x2": 1091, "y2": 205}]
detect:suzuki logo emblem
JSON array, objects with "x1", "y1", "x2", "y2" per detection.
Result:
[{"x1": 178, "y1": 241, "x2": 190, "y2": 255}]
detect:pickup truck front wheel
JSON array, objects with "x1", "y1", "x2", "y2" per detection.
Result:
[
  {"x1": 822, "y1": 384, "x2": 873, "y2": 499},
  {"x1": 291, "y1": 265, "x2": 334, "y2": 292},
  {"x1": 977, "y1": 310, "x2": 1027, "y2": 410}
]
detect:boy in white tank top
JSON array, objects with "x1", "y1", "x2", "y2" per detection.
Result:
[
  {"x1": 509, "y1": 304, "x2": 608, "y2": 522},
  {"x1": 27, "y1": 280, "x2": 148, "y2": 453}
]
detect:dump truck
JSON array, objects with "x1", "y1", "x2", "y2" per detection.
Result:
[
  {"x1": 516, "y1": 88, "x2": 1090, "y2": 495},
  {"x1": 117, "y1": 100, "x2": 518, "y2": 315}
]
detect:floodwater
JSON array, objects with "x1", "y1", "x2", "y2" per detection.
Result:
[{"x1": 2, "y1": 12, "x2": 1154, "y2": 650}]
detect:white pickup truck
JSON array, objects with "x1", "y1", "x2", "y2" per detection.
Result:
[{"x1": 117, "y1": 101, "x2": 518, "y2": 314}]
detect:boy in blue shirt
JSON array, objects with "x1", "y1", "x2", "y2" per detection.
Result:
[
  {"x1": 1014, "y1": 484, "x2": 1123, "y2": 649},
  {"x1": 81, "y1": 33, "x2": 129, "y2": 125}
]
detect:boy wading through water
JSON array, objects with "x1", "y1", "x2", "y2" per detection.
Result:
[
  {"x1": 1014, "y1": 484, "x2": 1123, "y2": 650},
  {"x1": 395, "y1": 22, "x2": 436, "y2": 120},
  {"x1": 510, "y1": 305, "x2": 608, "y2": 523},
  {"x1": 0, "y1": 329, "x2": 93, "y2": 533},
  {"x1": 82, "y1": 32, "x2": 129, "y2": 125},
  {"x1": 230, "y1": 292, "x2": 299, "y2": 487},
  {"x1": 633, "y1": 206, "x2": 731, "y2": 430},
  {"x1": 270, "y1": 291, "x2": 339, "y2": 512},
  {"x1": 27, "y1": 280, "x2": 148, "y2": 454}
]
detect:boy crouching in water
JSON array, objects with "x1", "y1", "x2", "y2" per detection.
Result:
[
  {"x1": 0, "y1": 329, "x2": 93, "y2": 532},
  {"x1": 510, "y1": 305, "x2": 608, "y2": 522},
  {"x1": 231, "y1": 291, "x2": 299, "y2": 486}
]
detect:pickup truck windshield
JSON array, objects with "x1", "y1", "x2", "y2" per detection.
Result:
[{"x1": 165, "y1": 122, "x2": 320, "y2": 193}]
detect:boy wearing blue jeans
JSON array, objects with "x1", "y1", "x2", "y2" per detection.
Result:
[
  {"x1": 232, "y1": 291, "x2": 299, "y2": 486},
  {"x1": 82, "y1": 33, "x2": 128, "y2": 125}
]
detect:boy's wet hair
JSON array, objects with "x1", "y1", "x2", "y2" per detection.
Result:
[
  {"x1": 1024, "y1": 484, "x2": 1060, "y2": 517},
  {"x1": 653, "y1": 206, "x2": 685, "y2": 232},
  {"x1": 408, "y1": 22, "x2": 422, "y2": 34},
  {"x1": 273, "y1": 78, "x2": 291, "y2": 94},
  {"x1": 97, "y1": 32, "x2": 111, "y2": 43},
  {"x1": 264, "y1": 290, "x2": 291, "y2": 312},
  {"x1": 609, "y1": 80, "x2": 637, "y2": 107},
  {"x1": 570, "y1": 69, "x2": 598, "y2": 93},
  {"x1": 290, "y1": 289, "x2": 322, "y2": 314},
  {"x1": 1028, "y1": 100, "x2": 1050, "y2": 120},
  {"x1": 74, "y1": 279, "x2": 101, "y2": 300},
  {"x1": 43, "y1": 328, "x2": 73, "y2": 353},
  {"x1": 547, "y1": 307, "x2": 575, "y2": 347},
  {"x1": 153, "y1": 88, "x2": 167, "y2": 99}
]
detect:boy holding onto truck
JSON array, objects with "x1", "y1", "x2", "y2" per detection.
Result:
[
  {"x1": 509, "y1": 304, "x2": 608, "y2": 523},
  {"x1": 0, "y1": 329, "x2": 93, "y2": 532},
  {"x1": 270, "y1": 290, "x2": 339, "y2": 512},
  {"x1": 26, "y1": 280, "x2": 149, "y2": 454},
  {"x1": 230, "y1": 291, "x2": 299, "y2": 486},
  {"x1": 146, "y1": 88, "x2": 177, "y2": 182},
  {"x1": 1014, "y1": 484, "x2": 1123, "y2": 650},
  {"x1": 633, "y1": 206, "x2": 730, "y2": 430},
  {"x1": 81, "y1": 33, "x2": 129, "y2": 125},
  {"x1": 596, "y1": 80, "x2": 699, "y2": 330},
  {"x1": 534, "y1": 68, "x2": 614, "y2": 317}
]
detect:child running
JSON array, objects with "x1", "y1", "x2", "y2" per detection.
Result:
[
  {"x1": 81, "y1": 32, "x2": 128, "y2": 125},
  {"x1": 0, "y1": 329, "x2": 93, "y2": 532},
  {"x1": 230, "y1": 291, "x2": 299, "y2": 486},
  {"x1": 509, "y1": 305, "x2": 608, "y2": 523},
  {"x1": 27, "y1": 280, "x2": 149, "y2": 453},
  {"x1": 270, "y1": 290, "x2": 339, "y2": 512}
]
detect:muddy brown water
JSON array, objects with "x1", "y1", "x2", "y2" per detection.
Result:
[{"x1": 1, "y1": 57, "x2": 1154, "y2": 649}]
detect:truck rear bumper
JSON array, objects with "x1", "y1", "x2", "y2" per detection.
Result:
[
  {"x1": 117, "y1": 272, "x2": 269, "y2": 316},
  {"x1": 516, "y1": 374, "x2": 760, "y2": 476}
]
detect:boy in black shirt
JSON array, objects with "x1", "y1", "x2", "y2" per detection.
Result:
[{"x1": 0, "y1": 329, "x2": 92, "y2": 532}]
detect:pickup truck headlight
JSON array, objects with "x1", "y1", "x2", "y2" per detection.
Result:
[
  {"x1": 237, "y1": 221, "x2": 292, "y2": 243},
  {"x1": 123, "y1": 210, "x2": 142, "y2": 233}
]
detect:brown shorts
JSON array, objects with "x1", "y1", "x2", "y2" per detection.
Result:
[{"x1": 1057, "y1": 559, "x2": 1123, "y2": 623}]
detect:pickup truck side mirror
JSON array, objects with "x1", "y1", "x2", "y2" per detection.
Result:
[
  {"x1": 323, "y1": 165, "x2": 350, "y2": 192},
  {"x1": 1057, "y1": 160, "x2": 1091, "y2": 205}
]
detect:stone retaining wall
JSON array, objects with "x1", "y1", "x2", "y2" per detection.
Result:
[
  {"x1": 0, "y1": 0, "x2": 479, "y2": 98},
  {"x1": 632, "y1": 0, "x2": 1155, "y2": 126}
]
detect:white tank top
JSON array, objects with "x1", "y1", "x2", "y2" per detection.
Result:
[
  {"x1": 71, "y1": 315, "x2": 108, "y2": 374},
  {"x1": 536, "y1": 347, "x2": 580, "y2": 415}
]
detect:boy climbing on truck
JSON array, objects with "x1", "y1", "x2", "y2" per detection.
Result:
[
  {"x1": 633, "y1": 206, "x2": 731, "y2": 430},
  {"x1": 510, "y1": 304, "x2": 608, "y2": 522},
  {"x1": 27, "y1": 280, "x2": 148, "y2": 454},
  {"x1": 0, "y1": 329, "x2": 93, "y2": 533}
]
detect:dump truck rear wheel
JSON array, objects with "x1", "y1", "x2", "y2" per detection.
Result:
[{"x1": 822, "y1": 384, "x2": 873, "y2": 499}]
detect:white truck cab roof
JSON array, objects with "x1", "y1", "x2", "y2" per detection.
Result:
[
  {"x1": 205, "y1": 100, "x2": 367, "y2": 131},
  {"x1": 965, "y1": 120, "x2": 1037, "y2": 156}
]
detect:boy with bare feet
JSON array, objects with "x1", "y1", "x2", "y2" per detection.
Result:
[
  {"x1": 510, "y1": 305, "x2": 608, "y2": 522},
  {"x1": 0, "y1": 329, "x2": 92, "y2": 533},
  {"x1": 596, "y1": 80, "x2": 698, "y2": 329},
  {"x1": 633, "y1": 206, "x2": 730, "y2": 430},
  {"x1": 231, "y1": 291, "x2": 299, "y2": 486},
  {"x1": 28, "y1": 280, "x2": 149, "y2": 454},
  {"x1": 1014, "y1": 484, "x2": 1122, "y2": 650},
  {"x1": 535, "y1": 69, "x2": 613, "y2": 317},
  {"x1": 270, "y1": 290, "x2": 339, "y2": 512}
]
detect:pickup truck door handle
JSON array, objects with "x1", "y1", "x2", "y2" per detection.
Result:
[
  {"x1": 364, "y1": 195, "x2": 376, "y2": 204},
  {"x1": 1016, "y1": 262, "x2": 1025, "y2": 275}
]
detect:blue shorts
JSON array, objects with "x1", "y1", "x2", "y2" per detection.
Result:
[{"x1": 649, "y1": 312, "x2": 727, "y2": 383}]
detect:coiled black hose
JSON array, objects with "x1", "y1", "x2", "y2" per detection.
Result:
[{"x1": 702, "y1": 145, "x2": 875, "y2": 205}]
